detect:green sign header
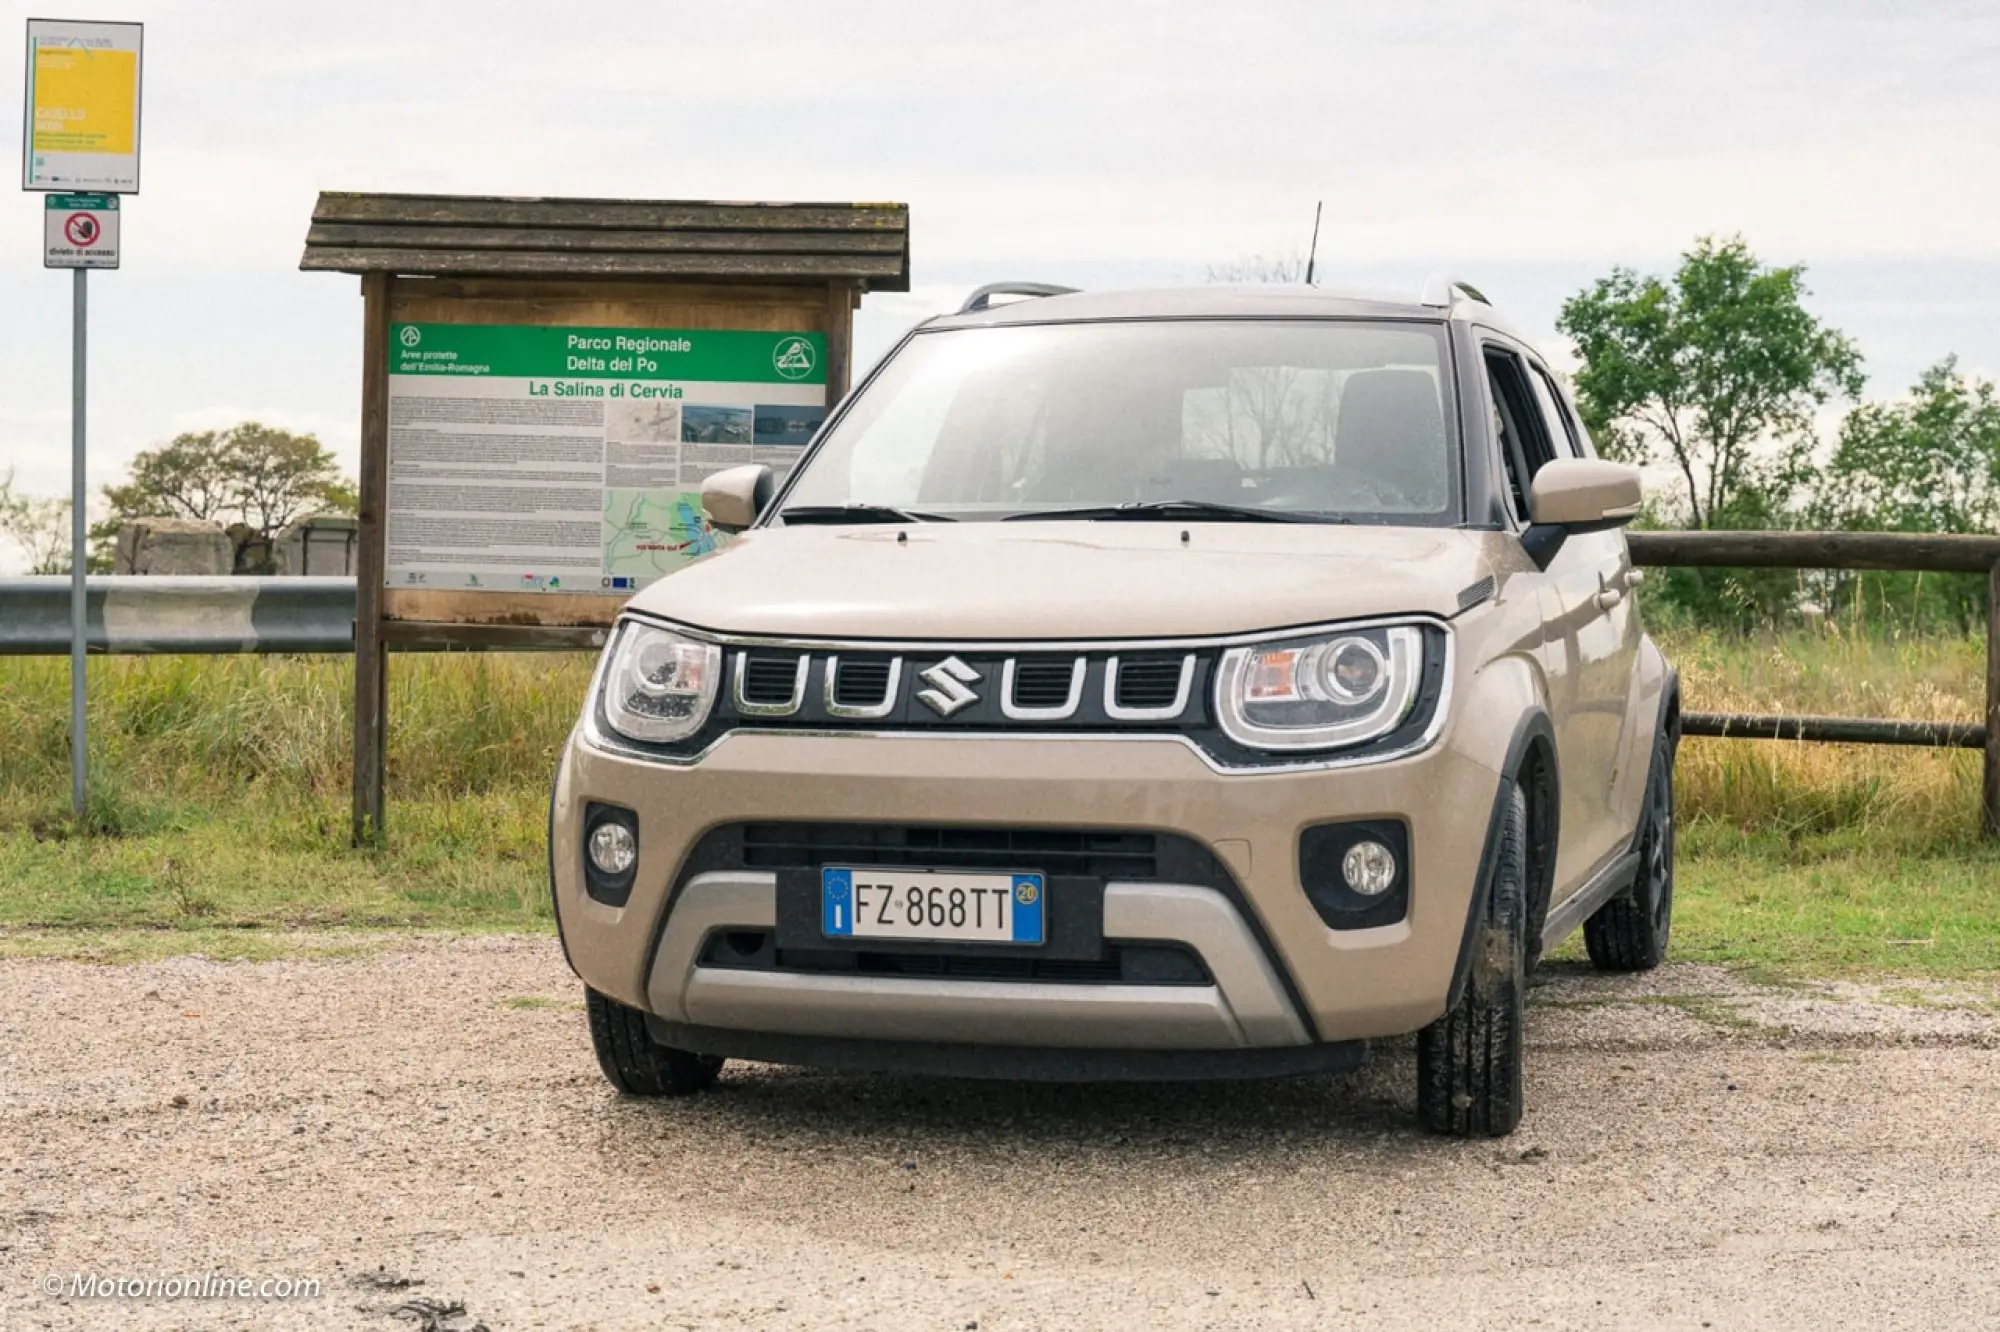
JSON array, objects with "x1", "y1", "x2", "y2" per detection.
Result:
[{"x1": 390, "y1": 323, "x2": 826, "y2": 385}]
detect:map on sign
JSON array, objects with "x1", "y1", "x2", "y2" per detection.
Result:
[
  {"x1": 602, "y1": 491, "x2": 721, "y2": 582},
  {"x1": 384, "y1": 323, "x2": 826, "y2": 594}
]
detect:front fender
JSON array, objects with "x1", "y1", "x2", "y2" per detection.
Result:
[
  {"x1": 1440, "y1": 650, "x2": 1559, "y2": 1011},
  {"x1": 1445, "y1": 649, "x2": 1553, "y2": 782}
]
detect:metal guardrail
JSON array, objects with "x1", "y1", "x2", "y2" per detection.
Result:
[{"x1": 0, "y1": 576, "x2": 358, "y2": 655}]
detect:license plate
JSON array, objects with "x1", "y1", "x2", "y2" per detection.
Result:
[{"x1": 821, "y1": 868, "x2": 1045, "y2": 945}]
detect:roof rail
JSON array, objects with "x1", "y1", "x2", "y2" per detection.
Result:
[
  {"x1": 957, "y1": 281, "x2": 1079, "y2": 315},
  {"x1": 1418, "y1": 273, "x2": 1491, "y2": 309}
]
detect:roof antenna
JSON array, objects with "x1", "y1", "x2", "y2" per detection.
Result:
[{"x1": 1303, "y1": 200, "x2": 1322, "y2": 286}]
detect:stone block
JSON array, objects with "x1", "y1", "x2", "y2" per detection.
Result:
[{"x1": 112, "y1": 517, "x2": 233, "y2": 576}]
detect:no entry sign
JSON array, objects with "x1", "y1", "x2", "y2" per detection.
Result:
[{"x1": 45, "y1": 193, "x2": 119, "y2": 269}]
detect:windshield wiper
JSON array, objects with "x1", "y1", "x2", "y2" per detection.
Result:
[
  {"x1": 777, "y1": 504, "x2": 958, "y2": 525},
  {"x1": 1001, "y1": 500, "x2": 1337, "y2": 524}
]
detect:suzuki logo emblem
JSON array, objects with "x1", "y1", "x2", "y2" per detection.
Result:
[{"x1": 915, "y1": 656, "x2": 981, "y2": 717}]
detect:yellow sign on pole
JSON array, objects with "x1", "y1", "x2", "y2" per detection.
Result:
[{"x1": 22, "y1": 19, "x2": 144, "y2": 193}]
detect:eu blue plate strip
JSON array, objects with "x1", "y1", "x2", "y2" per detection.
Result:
[{"x1": 823, "y1": 867, "x2": 854, "y2": 937}]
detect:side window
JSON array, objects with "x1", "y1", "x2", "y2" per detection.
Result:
[
  {"x1": 1481, "y1": 346, "x2": 1558, "y2": 525},
  {"x1": 1529, "y1": 366, "x2": 1583, "y2": 458}
]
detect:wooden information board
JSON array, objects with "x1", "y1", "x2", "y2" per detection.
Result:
[{"x1": 301, "y1": 193, "x2": 911, "y2": 841}]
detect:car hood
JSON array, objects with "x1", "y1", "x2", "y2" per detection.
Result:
[{"x1": 626, "y1": 522, "x2": 1502, "y2": 641}]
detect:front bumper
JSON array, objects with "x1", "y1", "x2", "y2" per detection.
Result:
[
  {"x1": 647, "y1": 872, "x2": 1306, "y2": 1049},
  {"x1": 552, "y1": 728, "x2": 1504, "y2": 1049}
]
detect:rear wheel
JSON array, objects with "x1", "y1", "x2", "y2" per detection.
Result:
[
  {"x1": 1584, "y1": 731, "x2": 1675, "y2": 972},
  {"x1": 1417, "y1": 782, "x2": 1527, "y2": 1138},
  {"x1": 585, "y1": 988, "x2": 724, "y2": 1097}
]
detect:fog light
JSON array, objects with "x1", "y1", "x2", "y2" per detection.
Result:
[
  {"x1": 1341, "y1": 840, "x2": 1397, "y2": 896},
  {"x1": 588, "y1": 821, "x2": 637, "y2": 876}
]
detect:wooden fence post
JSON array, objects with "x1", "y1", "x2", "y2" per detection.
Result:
[
  {"x1": 351, "y1": 273, "x2": 390, "y2": 847},
  {"x1": 1986, "y1": 560, "x2": 2000, "y2": 839}
]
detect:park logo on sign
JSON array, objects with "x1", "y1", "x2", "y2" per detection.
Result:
[
  {"x1": 773, "y1": 335, "x2": 817, "y2": 380},
  {"x1": 400, "y1": 326, "x2": 422, "y2": 347}
]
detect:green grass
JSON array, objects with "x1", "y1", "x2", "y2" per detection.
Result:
[
  {"x1": 0, "y1": 654, "x2": 567, "y2": 957},
  {"x1": 0, "y1": 632, "x2": 1994, "y2": 977},
  {"x1": 1667, "y1": 823, "x2": 2000, "y2": 978}
]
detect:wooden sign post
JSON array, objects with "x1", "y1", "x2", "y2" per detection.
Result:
[{"x1": 300, "y1": 194, "x2": 911, "y2": 844}]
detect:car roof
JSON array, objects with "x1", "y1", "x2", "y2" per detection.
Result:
[{"x1": 922, "y1": 283, "x2": 1542, "y2": 347}]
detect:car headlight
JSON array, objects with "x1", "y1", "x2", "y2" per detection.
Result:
[
  {"x1": 599, "y1": 621, "x2": 721, "y2": 743},
  {"x1": 1214, "y1": 624, "x2": 1427, "y2": 752}
]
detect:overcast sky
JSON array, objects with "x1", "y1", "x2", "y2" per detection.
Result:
[{"x1": 4, "y1": 0, "x2": 1999, "y2": 563}]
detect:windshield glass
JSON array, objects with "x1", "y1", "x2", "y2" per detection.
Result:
[{"x1": 775, "y1": 319, "x2": 1459, "y2": 524}]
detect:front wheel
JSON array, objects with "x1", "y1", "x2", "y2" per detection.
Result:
[
  {"x1": 1417, "y1": 782, "x2": 1528, "y2": 1138},
  {"x1": 585, "y1": 988, "x2": 724, "y2": 1097},
  {"x1": 1584, "y1": 729, "x2": 1675, "y2": 972}
]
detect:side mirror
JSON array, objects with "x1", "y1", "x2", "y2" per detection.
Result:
[
  {"x1": 700, "y1": 464, "x2": 774, "y2": 534},
  {"x1": 1521, "y1": 458, "x2": 1642, "y2": 569},
  {"x1": 1529, "y1": 458, "x2": 1642, "y2": 528}
]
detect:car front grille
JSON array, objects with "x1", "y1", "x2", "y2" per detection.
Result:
[
  {"x1": 740, "y1": 822, "x2": 1162, "y2": 880},
  {"x1": 702, "y1": 645, "x2": 1213, "y2": 730}
]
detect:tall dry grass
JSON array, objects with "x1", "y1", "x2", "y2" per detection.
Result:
[
  {"x1": 0, "y1": 653, "x2": 592, "y2": 827},
  {"x1": 1665, "y1": 625, "x2": 1985, "y2": 846}
]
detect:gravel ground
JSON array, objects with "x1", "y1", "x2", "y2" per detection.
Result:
[{"x1": 3, "y1": 936, "x2": 1997, "y2": 1331}]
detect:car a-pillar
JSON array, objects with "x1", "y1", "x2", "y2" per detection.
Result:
[{"x1": 297, "y1": 192, "x2": 911, "y2": 844}]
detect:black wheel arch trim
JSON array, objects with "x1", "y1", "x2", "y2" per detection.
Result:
[
  {"x1": 1626, "y1": 664, "x2": 1681, "y2": 859},
  {"x1": 1445, "y1": 709, "x2": 1558, "y2": 1012}
]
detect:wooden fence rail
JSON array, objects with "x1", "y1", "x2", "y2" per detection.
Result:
[{"x1": 1623, "y1": 530, "x2": 2000, "y2": 837}]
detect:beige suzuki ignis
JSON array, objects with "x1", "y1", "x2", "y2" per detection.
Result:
[{"x1": 552, "y1": 279, "x2": 1678, "y2": 1137}]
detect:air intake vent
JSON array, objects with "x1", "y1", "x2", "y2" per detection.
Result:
[
  {"x1": 1113, "y1": 656, "x2": 1189, "y2": 711},
  {"x1": 741, "y1": 823, "x2": 1162, "y2": 880},
  {"x1": 1457, "y1": 575, "x2": 1497, "y2": 612},
  {"x1": 1011, "y1": 658, "x2": 1079, "y2": 709},
  {"x1": 740, "y1": 652, "x2": 805, "y2": 706},
  {"x1": 831, "y1": 656, "x2": 894, "y2": 708}
]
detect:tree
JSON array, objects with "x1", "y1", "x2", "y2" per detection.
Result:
[
  {"x1": 221, "y1": 423, "x2": 357, "y2": 537},
  {"x1": 1819, "y1": 357, "x2": 2000, "y2": 536},
  {"x1": 99, "y1": 430, "x2": 236, "y2": 524},
  {"x1": 95, "y1": 422, "x2": 355, "y2": 564},
  {"x1": 1814, "y1": 357, "x2": 2000, "y2": 628},
  {"x1": 0, "y1": 469, "x2": 77, "y2": 574},
  {"x1": 1557, "y1": 236, "x2": 1864, "y2": 530}
]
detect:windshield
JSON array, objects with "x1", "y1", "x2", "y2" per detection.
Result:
[{"x1": 775, "y1": 319, "x2": 1460, "y2": 524}]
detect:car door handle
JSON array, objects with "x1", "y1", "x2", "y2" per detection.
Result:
[{"x1": 1594, "y1": 587, "x2": 1625, "y2": 611}]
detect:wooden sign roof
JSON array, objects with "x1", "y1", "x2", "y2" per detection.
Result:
[{"x1": 300, "y1": 193, "x2": 910, "y2": 291}]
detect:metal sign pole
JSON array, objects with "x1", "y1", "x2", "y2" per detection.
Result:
[{"x1": 71, "y1": 266, "x2": 88, "y2": 820}]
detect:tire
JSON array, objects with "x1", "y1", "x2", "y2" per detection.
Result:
[
  {"x1": 1417, "y1": 782, "x2": 1528, "y2": 1138},
  {"x1": 1584, "y1": 730, "x2": 1675, "y2": 972},
  {"x1": 585, "y1": 988, "x2": 724, "y2": 1097}
]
